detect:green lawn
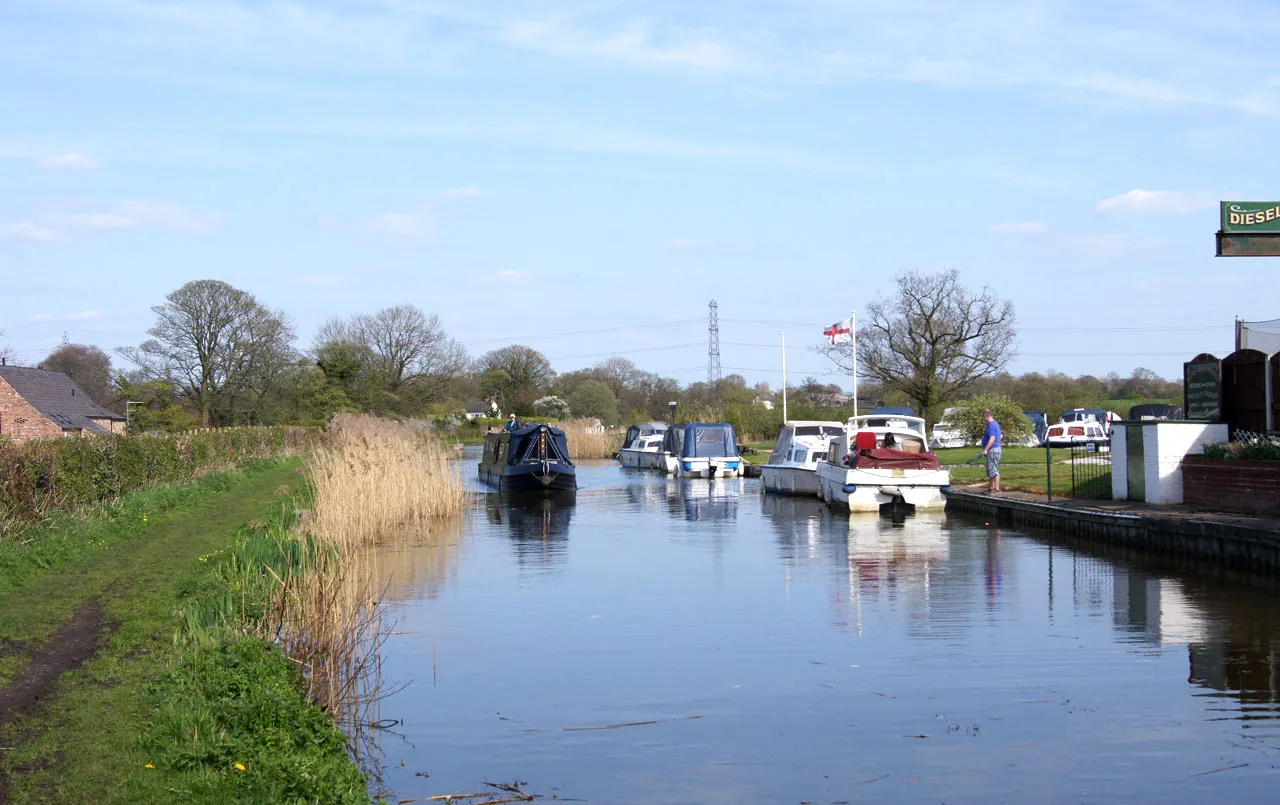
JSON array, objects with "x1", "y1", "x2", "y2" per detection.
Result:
[{"x1": 0, "y1": 458, "x2": 367, "y2": 804}]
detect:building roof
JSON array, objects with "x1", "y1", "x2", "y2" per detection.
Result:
[
  {"x1": 0, "y1": 365, "x2": 124, "y2": 434},
  {"x1": 467, "y1": 401, "x2": 492, "y2": 414}
]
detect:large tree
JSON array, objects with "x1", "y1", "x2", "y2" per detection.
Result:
[
  {"x1": 822, "y1": 268, "x2": 1016, "y2": 424},
  {"x1": 120, "y1": 280, "x2": 296, "y2": 427},
  {"x1": 40, "y1": 343, "x2": 116, "y2": 408},
  {"x1": 476, "y1": 345, "x2": 554, "y2": 415},
  {"x1": 568, "y1": 379, "x2": 619, "y2": 424}
]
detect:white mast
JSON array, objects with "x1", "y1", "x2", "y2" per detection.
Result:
[
  {"x1": 851, "y1": 310, "x2": 858, "y2": 418},
  {"x1": 781, "y1": 331, "x2": 788, "y2": 422}
]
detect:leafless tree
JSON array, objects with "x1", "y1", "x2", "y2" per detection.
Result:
[
  {"x1": 820, "y1": 268, "x2": 1017, "y2": 424},
  {"x1": 119, "y1": 280, "x2": 296, "y2": 427},
  {"x1": 350, "y1": 305, "x2": 468, "y2": 397},
  {"x1": 40, "y1": 343, "x2": 116, "y2": 407}
]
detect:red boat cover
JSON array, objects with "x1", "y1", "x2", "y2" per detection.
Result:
[{"x1": 850, "y1": 448, "x2": 942, "y2": 471}]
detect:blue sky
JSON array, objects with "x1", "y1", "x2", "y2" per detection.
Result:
[{"x1": 2, "y1": 0, "x2": 1278, "y2": 388}]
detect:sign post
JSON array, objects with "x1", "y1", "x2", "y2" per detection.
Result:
[
  {"x1": 1217, "y1": 201, "x2": 1280, "y2": 256},
  {"x1": 1183, "y1": 354, "x2": 1222, "y2": 421}
]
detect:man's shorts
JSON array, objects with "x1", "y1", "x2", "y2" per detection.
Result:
[{"x1": 986, "y1": 446, "x2": 1002, "y2": 478}]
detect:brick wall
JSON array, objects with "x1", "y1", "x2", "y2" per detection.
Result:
[
  {"x1": 0, "y1": 377, "x2": 64, "y2": 442},
  {"x1": 1182, "y1": 457, "x2": 1280, "y2": 516},
  {"x1": 88, "y1": 416, "x2": 126, "y2": 434}
]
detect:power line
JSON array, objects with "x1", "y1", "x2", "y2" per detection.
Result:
[{"x1": 459, "y1": 318, "x2": 701, "y2": 346}]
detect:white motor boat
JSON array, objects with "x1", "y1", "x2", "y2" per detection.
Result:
[
  {"x1": 659, "y1": 423, "x2": 744, "y2": 478},
  {"x1": 1045, "y1": 409, "x2": 1117, "y2": 448},
  {"x1": 617, "y1": 422, "x2": 668, "y2": 468},
  {"x1": 929, "y1": 407, "x2": 969, "y2": 449},
  {"x1": 816, "y1": 412, "x2": 951, "y2": 513},
  {"x1": 761, "y1": 420, "x2": 846, "y2": 496}
]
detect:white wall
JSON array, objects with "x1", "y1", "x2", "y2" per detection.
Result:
[{"x1": 1113, "y1": 422, "x2": 1229, "y2": 505}]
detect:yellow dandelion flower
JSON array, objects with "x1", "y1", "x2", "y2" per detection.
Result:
[
  {"x1": 235, "y1": 762, "x2": 246, "y2": 771},
  {"x1": 144, "y1": 764, "x2": 155, "y2": 769}
]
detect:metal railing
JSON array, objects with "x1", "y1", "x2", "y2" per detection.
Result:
[{"x1": 1068, "y1": 441, "x2": 1112, "y2": 499}]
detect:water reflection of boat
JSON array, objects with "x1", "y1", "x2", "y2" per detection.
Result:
[
  {"x1": 762, "y1": 493, "x2": 832, "y2": 564},
  {"x1": 664, "y1": 477, "x2": 742, "y2": 521},
  {"x1": 485, "y1": 492, "x2": 576, "y2": 564},
  {"x1": 479, "y1": 423, "x2": 577, "y2": 493}
]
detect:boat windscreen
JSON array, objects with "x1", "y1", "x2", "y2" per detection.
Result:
[{"x1": 661, "y1": 427, "x2": 685, "y2": 455}]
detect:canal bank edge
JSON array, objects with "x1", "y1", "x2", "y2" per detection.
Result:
[{"x1": 945, "y1": 490, "x2": 1280, "y2": 572}]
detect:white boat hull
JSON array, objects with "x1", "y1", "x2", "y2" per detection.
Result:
[
  {"x1": 816, "y1": 462, "x2": 950, "y2": 512},
  {"x1": 618, "y1": 448, "x2": 656, "y2": 468},
  {"x1": 673, "y1": 456, "x2": 743, "y2": 478},
  {"x1": 761, "y1": 465, "x2": 821, "y2": 496}
]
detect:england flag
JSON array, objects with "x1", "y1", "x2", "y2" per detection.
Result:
[{"x1": 824, "y1": 319, "x2": 852, "y2": 345}]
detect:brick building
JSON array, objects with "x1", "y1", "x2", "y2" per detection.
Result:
[{"x1": 0, "y1": 365, "x2": 126, "y2": 443}]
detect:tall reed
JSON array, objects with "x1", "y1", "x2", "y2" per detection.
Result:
[
  {"x1": 259, "y1": 414, "x2": 468, "y2": 749},
  {"x1": 551, "y1": 418, "x2": 623, "y2": 460}
]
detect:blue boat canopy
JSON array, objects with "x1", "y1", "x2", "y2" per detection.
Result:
[
  {"x1": 869, "y1": 406, "x2": 917, "y2": 416},
  {"x1": 673, "y1": 423, "x2": 739, "y2": 459}
]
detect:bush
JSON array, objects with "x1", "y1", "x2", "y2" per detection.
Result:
[
  {"x1": 1202, "y1": 431, "x2": 1280, "y2": 461},
  {"x1": 0, "y1": 427, "x2": 318, "y2": 535},
  {"x1": 949, "y1": 394, "x2": 1032, "y2": 445}
]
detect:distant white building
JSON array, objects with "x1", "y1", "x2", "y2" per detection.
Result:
[{"x1": 464, "y1": 398, "x2": 499, "y2": 421}]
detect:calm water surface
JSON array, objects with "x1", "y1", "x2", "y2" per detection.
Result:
[{"x1": 369, "y1": 454, "x2": 1280, "y2": 804}]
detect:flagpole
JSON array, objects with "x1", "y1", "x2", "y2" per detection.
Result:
[
  {"x1": 781, "y1": 332, "x2": 788, "y2": 422},
  {"x1": 851, "y1": 310, "x2": 858, "y2": 419}
]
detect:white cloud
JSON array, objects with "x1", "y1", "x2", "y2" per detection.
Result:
[
  {"x1": 67, "y1": 310, "x2": 100, "y2": 320},
  {"x1": 495, "y1": 16, "x2": 742, "y2": 72},
  {"x1": 991, "y1": 221, "x2": 1050, "y2": 234},
  {"x1": 1097, "y1": 189, "x2": 1218, "y2": 215},
  {"x1": 295, "y1": 273, "x2": 350, "y2": 287},
  {"x1": 39, "y1": 152, "x2": 100, "y2": 170},
  {"x1": 67, "y1": 212, "x2": 138, "y2": 228},
  {"x1": 442, "y1": 186, "x2": 483, "y2": 197},
  {"x1": 115, "y1": 201, "x2": 224, "y2": 232},
  {"x1": 494, "y1": 269, "x2": 535, "y2": 285},
  {"x1": 360, "y1": 213, "x2": 435, "y2": 238},
  {"x1": 0, "y1": 221, "x2": 62, "y2": 242},
  {"x1": 664, "y1": 238, "x2": 703, "y2": 250}
]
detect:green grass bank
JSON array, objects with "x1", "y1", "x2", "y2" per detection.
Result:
[{"x1": 0, "y1": 457, "x2": 370, "y2": 804}]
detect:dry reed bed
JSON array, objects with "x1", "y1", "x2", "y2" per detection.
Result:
[
  {"x1": 552, "y1": 418, "x2": 623, "y2": 460},
  {"x1": 263, "y1": 414, "x2": 467, "y2": 739}
]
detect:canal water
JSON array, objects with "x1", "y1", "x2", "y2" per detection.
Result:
[{"x1": 370, "y1": 456, "x2": 1280, "y2": 803}]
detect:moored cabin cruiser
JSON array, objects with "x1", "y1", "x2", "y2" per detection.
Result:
[
  {"x1": 929, "y1": 407, "x2": 968, "y2": 449},
  {"x1": 479, "y1": 422, "x2": 577, "y2": 493},
  {"x1": 761, "y1": 420, "x2": 846, "y2": 496},
  {"x1": 816, "y1": 413, "x2": 950, "y2": 512},
  {"x1": 617, "y1": 422, "x2": 668, "y2": 468},
  {"x1": 1045, "y1": 409, "x2": 1118, "y2": 448},
  {"x1": 659, "y1": 423, "x2": 743, "y2": 478}
]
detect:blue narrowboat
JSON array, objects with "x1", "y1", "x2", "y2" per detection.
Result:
[{"x1": 479, "y1": 423, "x2": 578, "y2": 493}]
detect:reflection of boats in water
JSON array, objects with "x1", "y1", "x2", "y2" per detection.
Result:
[
  {"x1": 485, "y1": 492, "x2": 576, "y2": 564},
  {"x1": 844, "y1": 510, "x2": 950, "y2": 589},
  {"x1": 664, "y1": 477, "x2": 742, "y2": 522},
  {"x1": 479, "y1": 423, "x2": 577, "y2": 493},
  {"x1": 762, "y1": 493, "x2": 833, "y2": 564}
]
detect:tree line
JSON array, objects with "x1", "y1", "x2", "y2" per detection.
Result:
[{"x1": 2, "y1": 274, "x2": 1183, "y2": 437}]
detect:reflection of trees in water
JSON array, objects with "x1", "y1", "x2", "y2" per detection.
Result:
[{"x1": 486, "y1": 492, "x2": 576, "y2": 567}]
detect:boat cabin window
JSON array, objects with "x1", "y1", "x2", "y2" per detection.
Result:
[
  {"x1": 792, "y1": 447, "x2": 808, "y2": 463},
  {"x1": 691, "y1": 426, "x2": 735, "y2": 458}
]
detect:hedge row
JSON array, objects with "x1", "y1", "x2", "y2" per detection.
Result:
[{"x1": 0, "y1": 428, "x2": 319, "y2": 533}]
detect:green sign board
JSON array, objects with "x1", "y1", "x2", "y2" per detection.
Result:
[
  {"x1": 1221, "y1": 201, "x2": 1280, "y2": 233},
  {"x1": 1184, "y1": 357, "x2": 1221, "y2": 421}
]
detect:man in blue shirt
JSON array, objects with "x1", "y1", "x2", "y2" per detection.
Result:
[
  {"x1": 503, "y1": 413, "x2": 520, "y2": 433},
  {"x1": 981, "y1": 409, "x2": 1003, "y2": 494}
]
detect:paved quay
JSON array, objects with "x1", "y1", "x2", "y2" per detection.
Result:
[{"x1": 945, "y1": 486, "x2": 1280, "y2": 573}]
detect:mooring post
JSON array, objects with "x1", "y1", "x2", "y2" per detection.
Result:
[{"x1": 1045, "y1": 442, "x2": 1052, "y2": 503}]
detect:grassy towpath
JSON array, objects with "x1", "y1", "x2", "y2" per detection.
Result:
[{"x1": 0, "y1": 458, "x2": 309, "y2": 803}]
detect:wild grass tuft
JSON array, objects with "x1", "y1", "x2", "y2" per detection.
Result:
[{"x1": 552, "y1": 418, "x2": 623, "y2": 460}]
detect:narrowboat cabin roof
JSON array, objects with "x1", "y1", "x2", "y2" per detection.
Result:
[{"x1": 505, "y1": 423, "x2": 573, "y2": 466}]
